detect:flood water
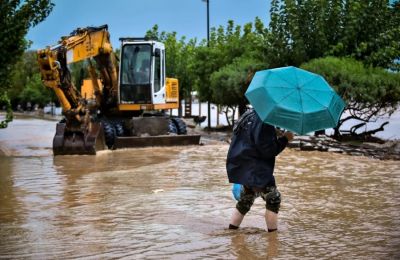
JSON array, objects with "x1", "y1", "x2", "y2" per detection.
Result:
[{"x1": 1, "y1": 116, "x2": 399, "y2": 259}]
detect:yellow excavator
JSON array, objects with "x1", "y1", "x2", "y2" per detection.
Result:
[{"x1": 37, "y1": 25, "x2": 200, "y2": 155}]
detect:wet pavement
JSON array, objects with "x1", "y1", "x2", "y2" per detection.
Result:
[{"x1": 0, "y1": 116, "x2": 399, "y2": 259}]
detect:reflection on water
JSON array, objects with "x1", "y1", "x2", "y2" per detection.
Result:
[{"x1": 0, "y1": 117, "x2": 400, "y2": 259}]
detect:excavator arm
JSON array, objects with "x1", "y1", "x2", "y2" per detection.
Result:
[
  {"x1": 37, "y1": 25, "x2": 118, "y2": 154},
  {"x1": 37, "y1": 25, "x2": 118, "y2": 117}
]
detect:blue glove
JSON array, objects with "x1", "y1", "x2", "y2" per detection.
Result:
[{"x1": 232, "y1": 183, "x2": 243, "y2": 201}]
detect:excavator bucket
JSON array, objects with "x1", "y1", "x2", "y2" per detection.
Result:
[{"x1": 53, "y1": 122, "x2": 106, "y2": 155}]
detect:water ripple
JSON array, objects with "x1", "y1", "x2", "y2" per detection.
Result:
[{"x1": 1, "y1": 118, "x2": 400, "y2": 259}]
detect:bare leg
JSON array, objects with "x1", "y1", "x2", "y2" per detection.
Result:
[
  {"x1": 265, "y1": 209, "x2": 278, "y2": 232},
  {"x1": 230, "y1": 208, "x2": 245, "y2": 229}
]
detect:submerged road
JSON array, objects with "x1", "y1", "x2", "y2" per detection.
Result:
[{"x1": 0, "y1": 115, "x2": 399, "y2": 259}]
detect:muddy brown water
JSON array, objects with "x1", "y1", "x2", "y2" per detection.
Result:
[{"x1": 0, "y1": 116, "x2": 399, "y2": 259}]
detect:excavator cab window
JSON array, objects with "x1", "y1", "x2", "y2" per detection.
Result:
[
  {"x1": 154, "y1": 48, "x2": 161, "y2": 93},
  {"x1": 120, "y1": 44, "x2": 152, "y2": 104}
]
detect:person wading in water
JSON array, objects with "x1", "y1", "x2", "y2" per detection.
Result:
[{"x1": 226, "y1": 108, "x2": 293, "y2": 232}]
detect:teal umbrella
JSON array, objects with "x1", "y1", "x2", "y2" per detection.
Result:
[{"x1": 245, "y1": 66, "x2": 346, "y2": 135}]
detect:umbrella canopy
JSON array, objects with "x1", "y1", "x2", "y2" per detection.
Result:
[{"x1": 245, "y1": 66, "x2": 345, "y2": 135}]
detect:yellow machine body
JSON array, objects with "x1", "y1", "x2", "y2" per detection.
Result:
[{"x1": 37, "y1": 25, "x2": 199, "y2": 155}]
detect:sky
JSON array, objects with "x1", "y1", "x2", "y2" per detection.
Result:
[{"x1": 27, "y1": 0, "x2": 271, "y2": 50}]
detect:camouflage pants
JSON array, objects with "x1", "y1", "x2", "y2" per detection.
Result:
[{"x1": 236, "y1": 186, "x2": 281, "y2": 215}]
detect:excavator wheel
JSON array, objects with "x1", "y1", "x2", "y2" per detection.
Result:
[
  {"x1": 103, "y1": 121, "x2": 116, "y2": 149},
  {"x1": 114, "y1": 121, "x2": 124, "y2": 136},
  {"x1": 172, "y1": 118, "x2": 187, "y2": 135},
  {"x1": 168, "y1": 119, "x2": 178, "y2": 134}
]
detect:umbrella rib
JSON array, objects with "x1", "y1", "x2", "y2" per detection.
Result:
[
  {"x1": 277, "y1": 89, "x2": 306, "y2": 134},
  {"x1": 302, "y1": 90, "x2": 336, "y2": 127},
  {"x1": 302, "y1": 90, "x2": 329, "y2": 109},
  {"x1": 265, "y1": 86, "x2": 294, "y2": 89},
  {"x1": 274, "y1": 89, "x2": 297, "y2": 103},
  {"x1": 300, "y1": 76, "x2": 332, "y2": 92},
  {"x1": 299, "y1": 89, "x2": 304, "y2": 134},
  {"x1": 297, "y1": 68, "x2": 308, "y2": 134},
  {"x1": 299, "y1": 74, "x2": 318, "y2": 89},
  {"x1": 274, "y1": 70, "x2": 298, "y2": 88}
]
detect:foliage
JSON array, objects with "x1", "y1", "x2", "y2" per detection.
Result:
[
  {"x1": 0, "y1": 0, "x2": 54, "y2": 127},
  {"x1": 8, "y1": 50, "x2": 54, "y2": 108},
  {"x1": 0, "y1": 92, "x2": 13, "y2": 128},
  {"x1": 210, "y1": 56, "x2": 265, "y2": 124},
  {"x1": 9, "y1": 51, "x2": 37, "y2": 106},
  {"x1": 145, "y1": 20, "x2": 268, "y2": 121},
  {"x1": 302, "y1": 56, "x2": 400, "y2": 136},
  {"x1": 18, "y1": 73, "x2": 53, "y2": 107},
  {"x1": 268, "y1": 0, "x2": 400, "y2": 137},
  {"x1": 268, "y1": 0, "x2": 400, "y2": 69},
  {"x1": 193, "y1": 18, "x2": 268, "y2": 117}
]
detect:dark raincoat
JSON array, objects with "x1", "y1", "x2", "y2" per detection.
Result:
[{"x1": 226, "y1": 109, "x2": 288, "y2": 188}]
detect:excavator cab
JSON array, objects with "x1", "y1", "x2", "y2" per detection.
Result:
[
  {"x1": 119, "y1": 42, "x2": 153, "y2": 103},
  {"x1": 118, "y1": 39, "x2": 179, "y2": 112}
]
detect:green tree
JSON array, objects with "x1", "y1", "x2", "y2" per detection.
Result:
[
  {"x1": 0, "y1": 93, "x2": 13, "y2": 128},
  {"x1": 145, "y1": 20, "x2": 269, "y2": 120},
  {"x1": 269, "y1": 0, "x2": 400, "y2": 137},
  {"x1": 0, "y1": 0, "x2": 54, "y2": 128},
  {"x1": 9, "y1": 51, "x2": 39, "y2": 106},
  {"x1": 268, "y1": 0, "x2": 400, "y2": 68},
  {"x1": 194, "y1": 18, "x2": 268, "y2": 116},
  {"x1": 210, "y1": 56, "x2": 265, "y2": 125},
  {"x1": 18, "y1": 73, "x2": 53, "y2": 107},
  {"x1": 302, "y1": 57, "x2": 400, "y2": 137},
  {"x1": 8, "y1": 50, "x2": 55, "y2": 108}
]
